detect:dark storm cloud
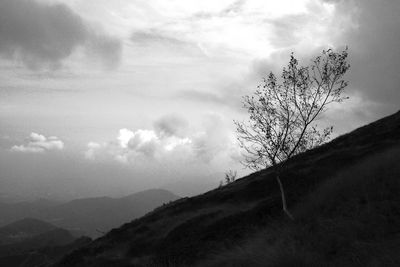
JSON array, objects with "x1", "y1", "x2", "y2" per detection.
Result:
[
  {"x1": 0, "y1": 0, "x2": 122, "y2": 69},
  {"x1": 331, "y1": 0, "x2": 400, "y2": 106},
  {"x1": 246, "y1": 0, "x2": 400, "y2": 110}
]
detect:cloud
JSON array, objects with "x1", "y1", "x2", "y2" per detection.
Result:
[
  {"x1": 11, "y1": 132, "x2": 64, "y2": 153},
  {"x1": 191, "y1": 113, "x2": 239, "y2": 163},
  {"x1": 85, "y1": 127, "x2": 192, "y2": 163},
  {"x1": 84, "y1": 114, "x2": 240, "y2": 166},
  {"x1": 0, "y1": 0, "x2": 122, "y2": 69},
  {"x1": 130, "y1": 29, "x2": 204, "y2": 57},
  {"x1": 84, "y1": 142, "x2": 101, "y2": 160},
  {"x1": 117, "y1": 128, "x2": 135, "y2": 148},
  {"x1": 126, "y1": 129, "x2": 160, "y2": 158},
  {"x1": 331, "y1": 0, "x2": 400, "y2": 106},
  {"x1": 115, "y1": 128, "x2": 165, "y2": 159},
  {"x1": 154, "y1": 114, "x2": 189, "y2": 137},
  {"x1": 176, "y1": 90, "x2": 226, "y2": 105},
  {"x1": 131, "y1": 30, "x2": 188, "y2": 47},
  {"x1": 193, "y1": 0, "x2": 246, "y2": 19},
  {"x1": 85, "y1": 32, "x2": 122, "y2": 69},
  {"x1": 221, "y1": 0, "x2": 246, "y2": 15},
  {"x1": 175, "y1": 85, "x2": 248, "y2": 112}
]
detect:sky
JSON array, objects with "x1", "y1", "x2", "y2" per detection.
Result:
[{"x1": 0, "y1": 0, "x2": 399, "y2": 201}]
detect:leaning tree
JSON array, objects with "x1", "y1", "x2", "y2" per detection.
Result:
[{"x1": 235, "y1": 48, "x2": 350, "y2": 219}]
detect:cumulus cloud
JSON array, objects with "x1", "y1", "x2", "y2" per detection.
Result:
[
  {"x1": 84, "y1": 142, "x2": 101, "y2": 160},
  {"x1": 85, "y1": 114, "x2": 240, "y2": 166},
  {"x1": 85, "y1": 127, "x2": 191, "y2": 163},
  {"x1": 126, "y1": 129, "x2": 160, "y2": 158},
  {"x1": 11, "y1": 132, "x2": 64, "y2": 153},
  {"x1": 0, "y1": 0, "x2": 122, "y2": 69}
]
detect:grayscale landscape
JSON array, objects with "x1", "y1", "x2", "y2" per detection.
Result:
[{"x1": 0, "y1": 0, "x2": 399, "y2": 266}]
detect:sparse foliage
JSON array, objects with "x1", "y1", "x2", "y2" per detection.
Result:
[
  {"x1": 219, "y1": 170, "x2": 237, "y2": 187},
  {"x1": 225, "y1": 170, "x2": 237, "y2": 184},
  {"x1": 235, "y1": 48, "x2": 350, "y2": 219}
]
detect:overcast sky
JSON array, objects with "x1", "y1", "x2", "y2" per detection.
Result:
[{"x1": 0, "y1": 0, "x2": 399, "y2": 201}]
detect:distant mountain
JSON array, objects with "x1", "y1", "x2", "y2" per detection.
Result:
[
  {"x1": 0, "y1": 218, "x2": 57, "y2": 245},
  {"x1": 0, "y1": 200, "x2": 57, "y2": 226},
  {"x1": 162, "y1": 173, "x2": 224, "y2": 197},
  {"x1": 55, "y1": 111, "x2": 400, "y2": 266},
  {"x1": 0, "y1": 219, "x2": 76, "y2": 260},
  {"x1": 0, "y1": 218, "x2": 91, "y2": 267},
  {"x1": 0, "y1": 189, "x2": 180, "y2": 237},
  {"x1": 0, "y1": 229, "x2": 76, "y2": 256}
]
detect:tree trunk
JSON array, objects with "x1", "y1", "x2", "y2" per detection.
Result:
[{"x1": 276, "y1": 174, "x2": 294, "y2": 220}]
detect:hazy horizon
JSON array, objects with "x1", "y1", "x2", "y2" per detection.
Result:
[{"x1": 1, "y1": 0, "x2": 399, "y2": 202}]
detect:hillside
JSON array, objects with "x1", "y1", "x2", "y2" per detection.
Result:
[
  {"x1": 57, "y1": 111, "x2": 400, "y2": 267},
  {"x1": 0, "y1": 189, "x2": 180, "y2": 237}
]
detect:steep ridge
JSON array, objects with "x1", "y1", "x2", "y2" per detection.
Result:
[{"x1": 57, "y1": 111, "x2": 400, "y2": 267}]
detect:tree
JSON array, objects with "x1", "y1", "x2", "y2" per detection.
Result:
[
  {"x1": 219, "y1": 170, "x2": 237, "y2": 188},
  {"x1": 234, "y1": 48, "x2": 350, "y2": 219},
  {"x1": 224, "y1": 170, "x2": 237, "y2": 184}
]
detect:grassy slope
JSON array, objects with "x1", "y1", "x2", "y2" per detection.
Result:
[
  {"x1": 57, "y1": 111, "x2": 400, "y2": 267},
  {"x1": 201, "y1": 147, "x2": 400, "y2": 267}
]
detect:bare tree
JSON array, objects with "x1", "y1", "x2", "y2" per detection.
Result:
[{"x1": 235, "y1": 48, "x2": 350, "y2": 219}]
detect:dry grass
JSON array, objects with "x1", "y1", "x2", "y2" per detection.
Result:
[{"x1": 198, "y1": 147, "x2": 400, "y2": 267}]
